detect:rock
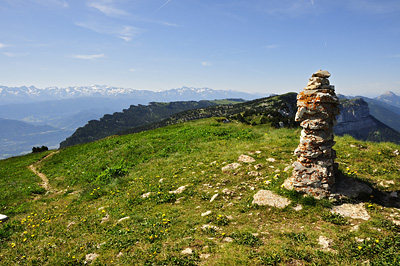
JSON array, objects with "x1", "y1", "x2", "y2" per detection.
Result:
[
  {"x1": 181, "y1": 248, "x2": 193, "y2": 255},
  {"x1": 67, "y1": 221, "x2": 76, "y2": 228},
  {"x1": 222, "y1": 163, "x2": 241, "y2": 171},
  {"x1": 169, "y1": 185, "x2": 187, "y2": 194},
  {"x1": 313, "y1": 70, "x2": 331, "y2": 78},
  {"x1": 117, "y1": 216, "x2": 130, "y2": 224},
  {"x1": 290, "y1": 70, "x2": 340, "y2": 198},
  {"x1": 210, "y1": 194, "x2": 219, "y2": 202},
  {"x1": 266, "y1": 158, "x2": 276, "y2": 163},
  {"x1": 201, "y1": 210, "x2": 212, "y2": 217},
  {"x1": 252, "y1": 190, "x2": 291, "y2": 208},
  {"x1": 142, "y1": 192, "x2": 152, "y2": 198},
  {"x1": 248, "y1": 171, "x2": 261, "y2": 176},
  {"x1": 101, "y1": 214, "x2": 110, "y2": 224},
  {"x1": 392, "y1": 220, "x2": 400, "y2": 226},
  {"x1": 379, "y1": 180, "x2": 395, "y2": 188},
  {"x1": 284, "y1": 165, "x2": 293, "y2": 172},
  {"x1": 254, "y1": 164, "x2": 263, "y2": 170},
  {"x1": 200, "y1": 254, "x2": 211, "y2": 259},
  {"x1": 331, "y1": 203, "x2": 370, "y2": 220},
  {"x1": 201, "y1": 224, "x2": 221, "y2": 231},
  {"x1": 390, "y1": 191, "x2": 398, "y2": 198},
  {"x1": 238, "y1": 154, "x2": 255, "y2": 163},
  {"x1": 176, "y1": 197, "x2": 185, "y2": 204},
  {"x1": 318, "y1": 235, "x2": 336, "y2": 252},
  {"x1": 223, "y1": 237, "x2": 234, "y2": 242},
  {"x1": 0, "y1": 214, "x2": 9, "y2": 223},
  {"x1": 293, "y1": 205, "x2": 303, "y2": 211},
  {"x1": 85, "y1": 253, "x2": 99, "y2": 263},
  {"x1": 222, "y1": 188, "x2": 234, "y2": 195},
  {"x1": 394, "y1": 150, "x2": 399, "y2": 156}
]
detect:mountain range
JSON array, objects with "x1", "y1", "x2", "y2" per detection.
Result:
[
  {"x1": 0, "y1": 86, "x2": 264, "y2": 159},
  {"x1": 1, "y1": 85, "x2": 400, "y2": 159},
  {"x1": 0, "y1": 85, "x2": 263, "y2": 105}
]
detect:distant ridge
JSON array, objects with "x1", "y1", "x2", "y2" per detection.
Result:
[
  {"x1": 0, "y1": 85, "x2": 264, "y2": 105},
  {"x1": 375, "y1": 90, "x2": 400, "y2": 109}
]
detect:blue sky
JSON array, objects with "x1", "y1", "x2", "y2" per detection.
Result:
[{"x1": 1, "y1": 0, "x2": 399, "y2": 96}]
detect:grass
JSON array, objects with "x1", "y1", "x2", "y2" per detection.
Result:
[{"x1": 0, "y1": 118, "x2": 399, "y2": 265}]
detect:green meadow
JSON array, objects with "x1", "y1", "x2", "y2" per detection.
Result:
[{"x1": 1, "y1": 118, "x2": 399, "y2": 265}]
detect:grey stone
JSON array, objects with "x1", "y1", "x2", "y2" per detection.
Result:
[
  {"x1": 181, "y1": 248, "x2": 193, "y2": 255},
  {"x1": 331, "y1": 203, "x2": 370, "y2": 220},
  {"x1": 222, "y1": 163, "x2": 241, "y2": 171},
  {"x1": 0, "y1": 214, "x2": 9, "y2": 223},
  {"x1": 238, "y1": 154, "x2": 256, "y2": 163},
  {"x1": 252, "y1": 190, "x2": 291, "y2": 208}
]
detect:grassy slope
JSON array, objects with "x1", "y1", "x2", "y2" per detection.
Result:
[{"x1": 1, "y1": 118, "x2": 400, "y2": 265}]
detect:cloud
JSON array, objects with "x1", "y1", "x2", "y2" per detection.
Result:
[
  {"x1": 76, "y1": 21, "x2": 143, "y2": 41},
  {"x1": 88, "y1": 0, "x2": 128, "y2": 16},
  {"x1": 32, "y1": 0, "x2": 69, "y2": 8},
  {"x1": 161, "y1": 21, "x2": 179, "y2": 27},
  {"x1": 3, "y1": 52, "x2": 28, "y2": 57},
  {"x1": 117, "y1": 26, "x2": 140, "y2": 41},
  {"x1": 0, "y1": 43, "x2": 7, "y2": 49},
  {"x1": 265, "y1": 44, "x2": 279, "y2": 49},
  {"x1": 201, "y1": 61, "x2": 212, "y2": 66},
  {"x1": 72, "y1": 53, "x2": 105, "y2": 60},
  {"x1": 129, "y1": 68, "x2": 138, "y2": 72}
]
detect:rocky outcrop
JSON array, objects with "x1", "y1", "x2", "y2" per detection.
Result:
[
  {"x1": 334, "y1": 98, "x2": 376, "y2": 138},
  {"x1": 334, "y1": 98, "x2": 400, "y2": 144},
  {"x1": 286, "y1": 70, "x2": 340, "y2": 198}
]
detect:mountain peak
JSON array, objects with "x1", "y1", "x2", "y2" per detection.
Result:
[{"x1": 384, "y1": 91, "x2": 397, "y2": 96}]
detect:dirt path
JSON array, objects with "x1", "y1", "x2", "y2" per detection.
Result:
[{"x1": 28, "y1": 151, "x2": 59, "y2": 192}]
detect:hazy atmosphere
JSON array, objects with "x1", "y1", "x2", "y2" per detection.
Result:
[{"x1": 1, "y1": 0, "x2": 400, "y2": 96}]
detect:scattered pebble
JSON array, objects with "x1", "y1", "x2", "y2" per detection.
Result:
[
  {"x1": 85, "y1": 253, "x2": 99, "y2": 263},
  {"x1": 181, "y1": 248, "x2": 193, "y2": 255},
  {"x1": 210, "y1": 194, "x2": 219, "y2": 202},
  {"x1": 201, "y1": 211, "x2": 212, "y2": 217},
  {"x1": 169, "y1": 185, "x2": 187, "y2": 194}
]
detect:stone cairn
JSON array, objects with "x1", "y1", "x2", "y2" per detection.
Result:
[{"x1": 285, "y1": 70, "x2": 340, "y2": 198}]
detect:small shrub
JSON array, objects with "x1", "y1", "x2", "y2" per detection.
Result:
[
  {"x1": 259, "y1": 252, "x2": 282, "y2": 266},
  {"x1": 284, "y1": 232, "x2": 308, "y2": 243},
  {"x1": 231, "y1": 232, "x2": 263, "y2": 247},
  {"x1": 95, "y1": 163, "x2": 128, "y2": 184},
  {"x1": 322, "y1": 212, "x2": 349, "y2": 225},
  {"x1": 32, "y1": 146, "x2": 49, "y2": 153}
]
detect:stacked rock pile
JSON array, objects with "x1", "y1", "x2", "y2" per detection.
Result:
[{"x1": 289, "y1": 70, "x2": 340, "y2": 198}]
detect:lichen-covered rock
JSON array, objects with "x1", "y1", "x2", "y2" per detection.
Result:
[
  {"x1": 290, "y1": 70, "x2": 340, "y2": 198},
  {"x1": 252, "y1": 190, "x2": 291, "y2": 208}
]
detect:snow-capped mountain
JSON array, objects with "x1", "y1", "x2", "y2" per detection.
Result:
[{"x1": 0, "y1": 85, "x2": 264, "y2": 105}]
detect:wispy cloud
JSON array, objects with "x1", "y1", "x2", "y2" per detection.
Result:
[
  {"x1": 129, "y1": 68, "x2": 138, "y2": 72},
  {"x1": 201, "y1": 61, "x2": 212, "y2": 67},
  {"x1": 265, "y1": 44, "x2": 279, "y2": 49},
  {"x1": 32, "y1": 0, "x2": 69, "y2": 8},
  {"x1": 3, "y1": 52, "x2": 28, "y2": 57},
  {"x1": 76, "y1": 21, "x2": 143, "y2": 41},
  {"x1": 0, "y1": 43, "x2": 7, "y2": 49},
  {"x1": 72, "y1": 53, "x2": 105, "y2": 60},
  {"x1": 88, "y1": 0, "x2": 127, "y2": 17},
  {"x1": 161, "y1": 21, "x2": 179, "y2": 27}
]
